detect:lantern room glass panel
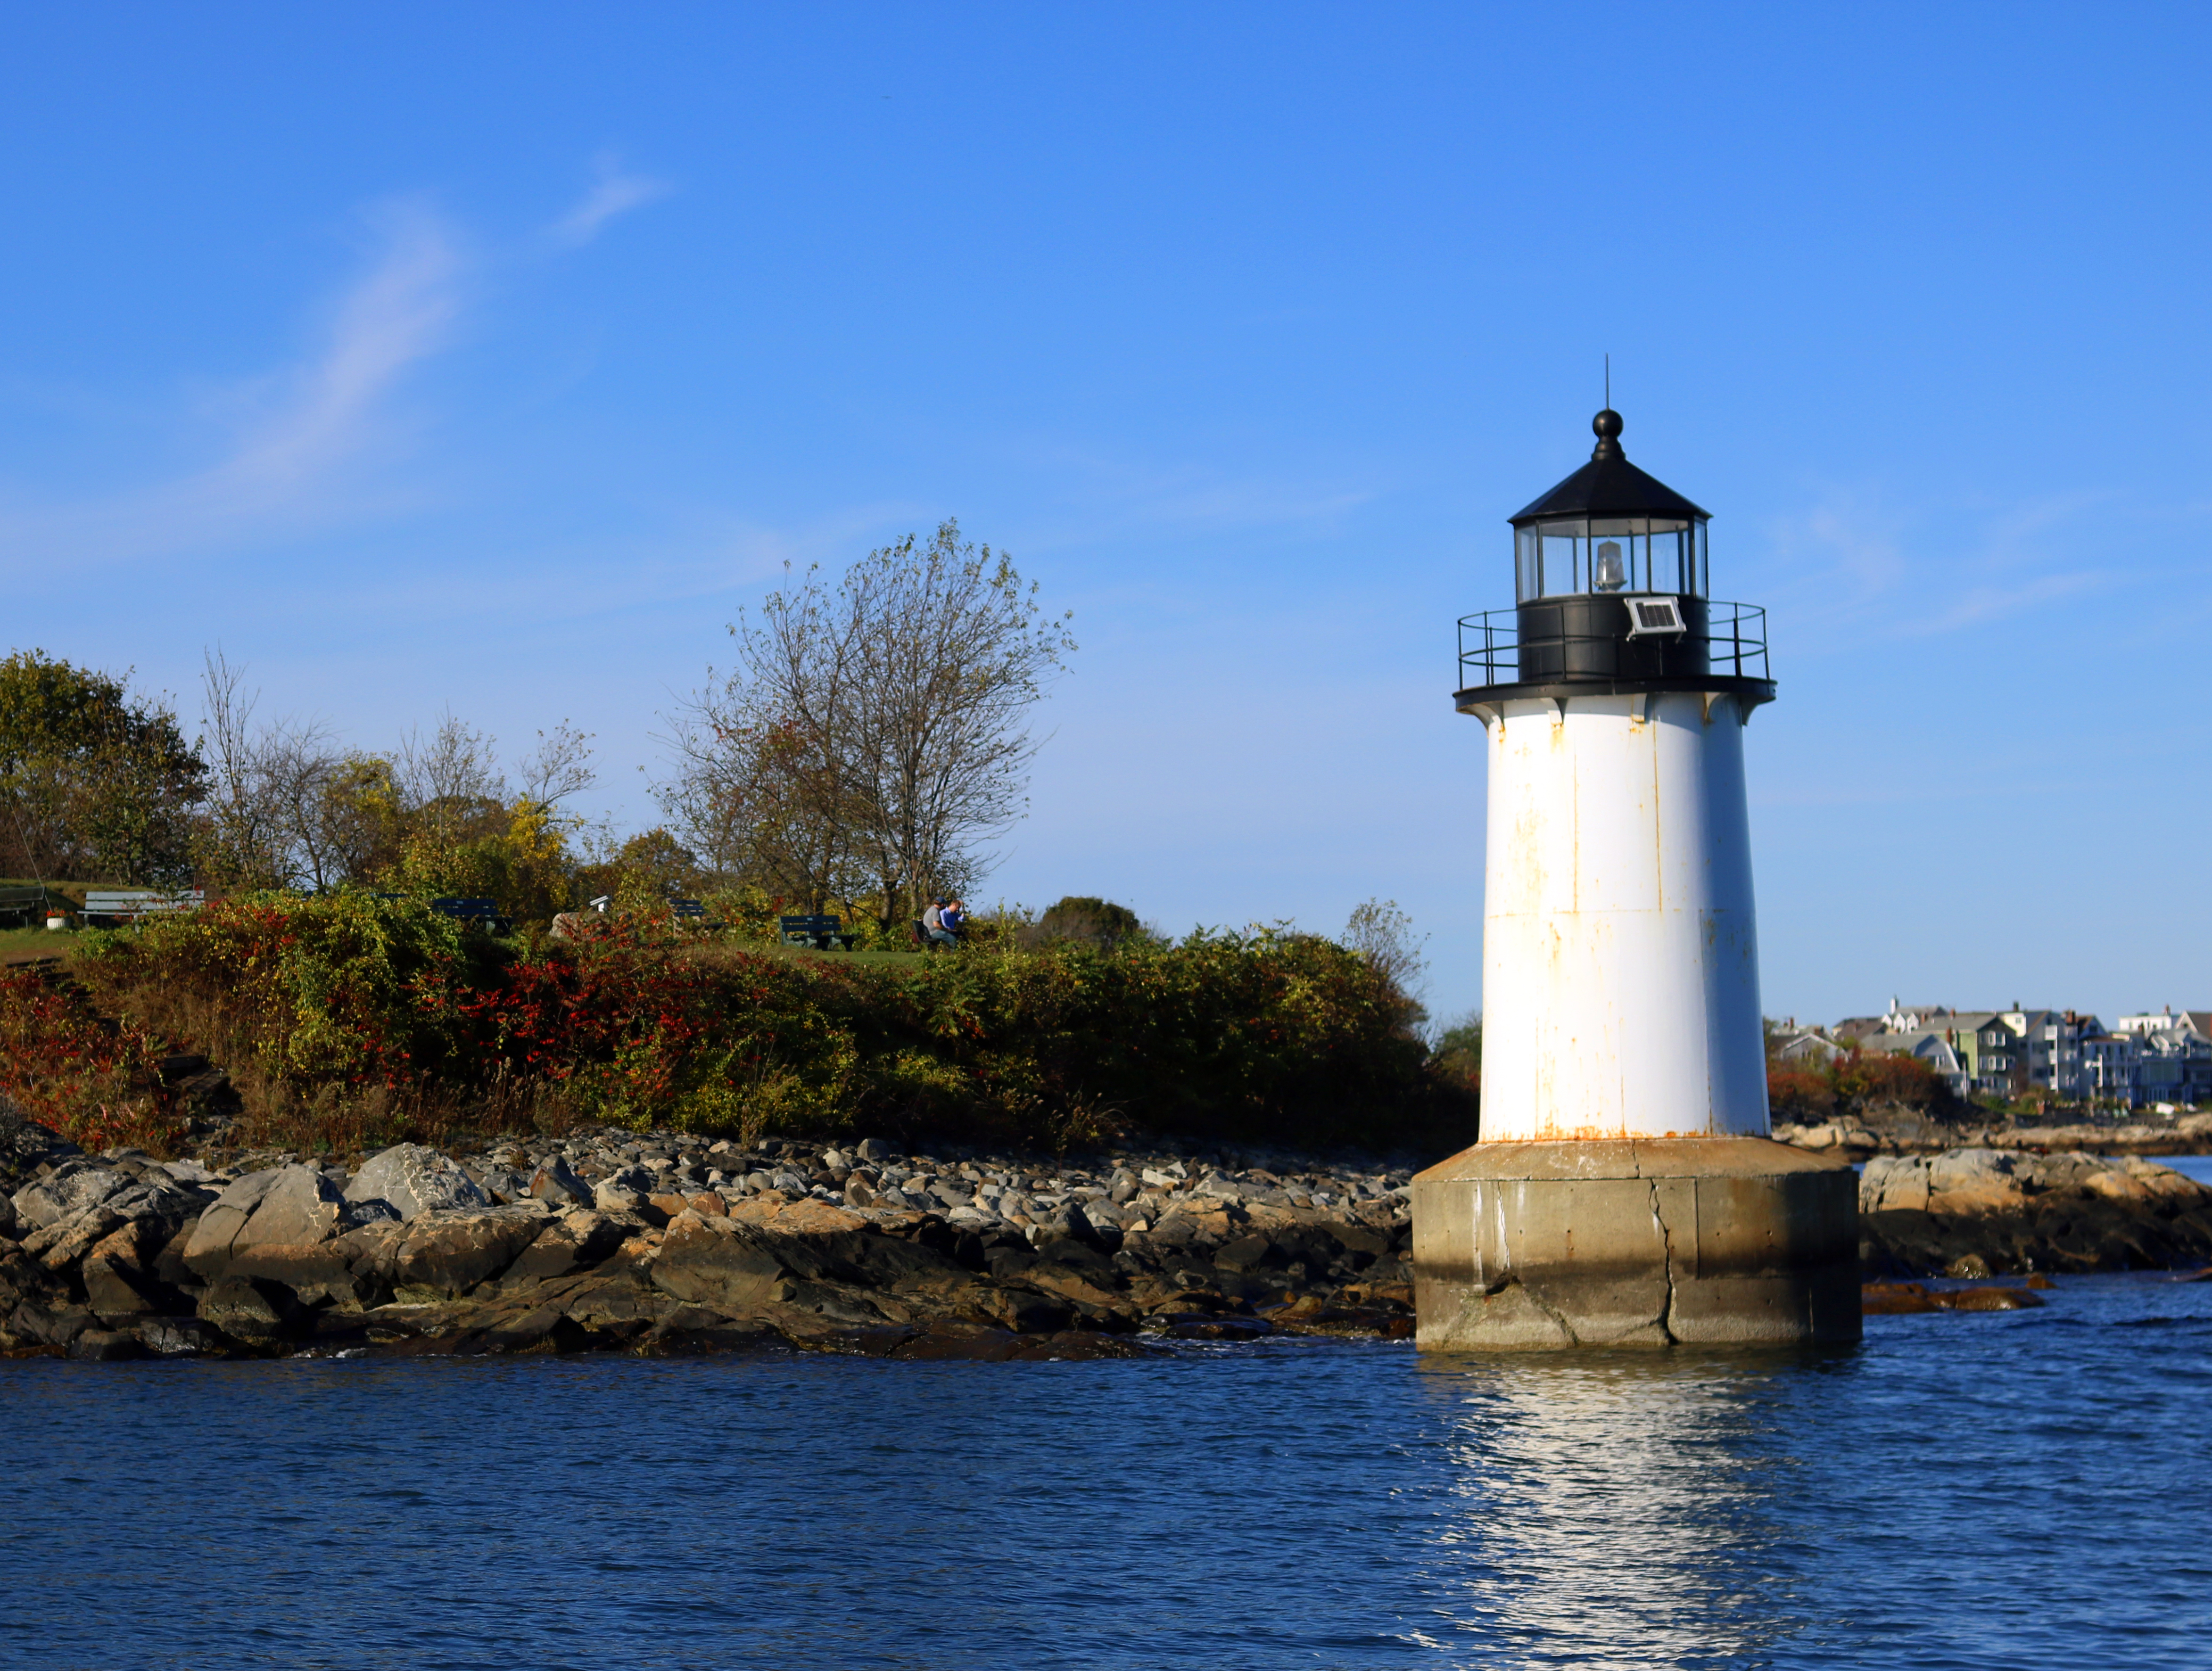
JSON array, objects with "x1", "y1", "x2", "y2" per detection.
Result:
[{"x1": 1516, "y1": 514, "x2": 1710, "y2": 601}]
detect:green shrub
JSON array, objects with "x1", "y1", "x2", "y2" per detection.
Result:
[{"x1": 7, "y1": 895, "x2": 1471, "y2": 1157}]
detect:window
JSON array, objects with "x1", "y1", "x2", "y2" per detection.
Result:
[{"x1": 1514, "y1": 515, "x2": 1709, "y2": 602}]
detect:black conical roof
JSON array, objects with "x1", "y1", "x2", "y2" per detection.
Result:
[{"x1": 1509, "y1": 409, "x2": 1709, "y2": 524}]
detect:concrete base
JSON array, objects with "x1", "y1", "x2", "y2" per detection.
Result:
[{"x1": 1411, "y1": 1138, "x2": 1861, "y2": 1350}]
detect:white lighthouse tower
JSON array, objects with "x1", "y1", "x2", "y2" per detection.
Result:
[{"x1": 1412, "y1": 408, "x2": 1859, "y2": 1349}]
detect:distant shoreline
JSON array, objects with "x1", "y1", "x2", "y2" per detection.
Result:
[{"x1": 1779, "y1": 1112, "x2": 2212, "y2": 1161}]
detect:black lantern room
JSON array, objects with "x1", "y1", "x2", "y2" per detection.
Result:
[{"x1": 1454, "y1": 409, "x2": 1774, "y2": 712}]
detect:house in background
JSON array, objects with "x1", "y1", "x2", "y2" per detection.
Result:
[
  {"x1": 1770, "y1": 1028, "x2": 1846, "y2": 1066},
  {"x1": 1833, "y1": 1002, "x2": 2206, "y2": 1107},
  {"x1": 1864, "y1": 1001, "x2": 2014, "y2": 1098},
  {"x1": 1881, "y1": 998, "x2": 1955, "y2": 1032},
  {"x1": 2077, "y1": 1027, "x2": 2141, "y2": 1106},
  {"x1": 1940, "y1": 1012, "x2": 2018, "y2": 1098},
  {"x1": 2007, "y1": 1009, "x2": 2093, "y2": 1100},
  {"x1": 1858, "y1": 1029, "x2": 1969, "y2": 1098},
  {"x1": 2116, "y1": 1010, "x2": 2212, "y2": 1106}
]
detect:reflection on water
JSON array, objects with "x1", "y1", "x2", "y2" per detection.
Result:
[
  {"x1": 1408, "y1": 1351, "x2": 1832, "y2": 1668},
  {"x1": 1, "y1": 1277, "x2": 2209, "y2": 1670}
]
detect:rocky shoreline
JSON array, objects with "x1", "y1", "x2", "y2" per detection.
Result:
[
  {"x1": 12, "y1": 1088, "x2": 2212, "y2": 1360},
  {"x1": 0, "y1": 1109, "x2": 1417, "y2": 1362},
  {"x1": 1857, "y1": 1147, "x2": 2212, "y2": 1278},
  {"x1": 1780, "y1": 1110, "x2": 2212, "y2": 1161}
]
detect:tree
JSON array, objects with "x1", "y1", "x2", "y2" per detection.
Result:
[
  {"x1": 1431, "y1": 1009, "x2": 1483, "y2": 1090},
  {"x1": 193, "y1": 658, "x2": 598, "y2": 918},
  {"x1": 574, "y1": 827, "x2": 712, "y2": 913},
  {"x1": 1022, "y1": 895, "x2": 1147, "y2": 949},
  {"x1": 0, "y1": 649, "x2": 206, "y2": 887},
  {"x1": 1343, "y1": 897, "x2": 1428, "y2": 1026},
  {"x1": 196, "y1": 648, "x2": 349, "y2": 892},
  {"x1": 379, "y1": 712, "x2": 598, "y2": 920},
  {"x1": 665, "y1": 519, "x2": 1074, "y2": 926}
]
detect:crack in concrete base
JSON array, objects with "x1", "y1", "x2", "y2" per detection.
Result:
[{"x1": 1648, "y1": 1178, "x2": 1681, "y2": 1345}]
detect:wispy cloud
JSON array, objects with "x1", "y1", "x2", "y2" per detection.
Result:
[
  {"x1": 1756, "y1": 484, "x2": 2121, "y2": 649},
  {"x1": 1898, "y1": 568, "x2": 2106, "y2": 636},
  {"x1": 0, "y1": 198, "x2": 465, "y2": 566},
  {"x1": 202, "y1": 198, "x2": 462, "y2": 506},
  {"x1": 548, "y1": 154, "x2": 672, "y2": 248},
  {"x1": 1759, "y1": 490, "x2": 1909, "y2": 604}
]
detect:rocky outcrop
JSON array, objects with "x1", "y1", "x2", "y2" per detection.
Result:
[
  {"x1": 1858, "y1": 1147, "x2": 2212, "y2": 1276},
  {"x1": 0, "y1": 1124, "x2": 1418, "y2": 1361},
  {"x1": 1781, "y1": 1110, "x2": 2212, "y2": 1161},
  {"x1": 345, "y1": 1144, "x2": 490, "y2": 1219}
]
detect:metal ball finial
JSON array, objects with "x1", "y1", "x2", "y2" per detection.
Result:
[{"x1": 1593, "y1": 408, "x2": 1623, "y2": 441}]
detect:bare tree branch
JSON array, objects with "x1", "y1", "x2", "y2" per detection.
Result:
[{"x1": 658, "y1": 519, "x2": 1073, "y2": 925}]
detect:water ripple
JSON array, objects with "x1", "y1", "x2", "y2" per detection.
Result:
[{"x1": 1, "y1": 1274, "x2": 2208, "y2": 1669}]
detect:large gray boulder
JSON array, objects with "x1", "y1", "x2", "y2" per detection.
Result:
[
  {"x1": 390, "y1": 1207, "x2": 553, "y2": 1300},
  {"x1": 11, "y1": 1160, "x2": 132, "y2": 1231},
  {"x1": 345, "y1": 1144, "x2": 490, "y2": 1220},
  {"x1": 651, "y1": 1214, "x2": 789, "y2": 1313},
  {"x1": 1860, "y1": 1155, "x2": 1931, "y2": 1212},
  {"x1": 243, "y1": 1164, "x2": 347, "y2": 1247},
  {"x1": 83, "y1": 1254, "x2": 169, "y2": 1323},
  {"x1": 1927, "y1": 1148, "x2": 2018, "y2": 1193},
  {"x1": 503, "y1": 1209, "x2": 626, "y2": 1285},
  {"x1": 184, "y1": 1164, "x2": 345, "y2": 1279},
  {"x1": 13, "y1": 1165, "x2": 208, "y2": 1271}
]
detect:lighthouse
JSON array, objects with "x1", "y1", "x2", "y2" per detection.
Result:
[{"x1": 1411, "y1": 408, "x2": 1860, "y2": 1349}]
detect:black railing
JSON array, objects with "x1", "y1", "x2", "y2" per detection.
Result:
[{"x1": 1456, "y1": 600, "x2": 1770, "y2": 691}]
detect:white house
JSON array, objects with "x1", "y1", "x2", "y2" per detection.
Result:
[
  {"x1": 2077, "y1": 1029, "x2": 2142, "y2": 1107},
  {"x1": 1771, "y1": 1029, "x2": 1846, "y2": 1065},
  {"x1": 2118, "y1": 1011, "x2": 2211, "y2": 1107},
  {"x1": 1881, "y1": 998, "x2": 1955, "y2": 1032}
]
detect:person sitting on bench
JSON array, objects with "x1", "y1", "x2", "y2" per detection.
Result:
[
  {"x1": 939, "y1": 899, "x2": 966, "y2": 944},
  {"x1": 924, "y1": 897, "x2": 959, "y2": 948}
]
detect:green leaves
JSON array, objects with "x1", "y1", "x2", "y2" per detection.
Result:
[
  {"x1": 24, "y1": 896, "x2": 1443, "y2": 1152},
  {"x1": 0, "y1": 649, "x2": 206, "y2": 886}
]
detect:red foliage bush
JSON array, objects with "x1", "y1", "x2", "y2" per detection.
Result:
[
  {"x1": 1768, "y1": 1044, "x2": 1951, "y2": 1123},
  {"x1": 0, "y1": 965, "x2": 184, "y2": 1154},
  {"x1": 4, "y1": 896, "x2": 1467, "y2": 1155}
]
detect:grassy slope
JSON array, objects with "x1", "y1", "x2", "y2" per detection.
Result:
[{"x1": 0, "y1": 925, "x2": 75, "y2": 962}]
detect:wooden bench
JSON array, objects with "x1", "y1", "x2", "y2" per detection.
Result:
[
  {"x1": 431, "y1": 897, "x2": 512, "y2": 934},
  {"x1": 673, "y1": 899, "x2": 707, "y2": 920},
  {"x1": 780, "y1": 913, "x2": 858, "y2": 951},
  {"x1": 82, "y1": 889, "x2": 205, "y2": 924}
]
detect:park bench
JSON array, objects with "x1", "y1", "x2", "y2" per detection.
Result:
[
  {"x1": 82, "y1": 889, "x2": 205, "y2": 925},
  {"x1": 673, "y1": 899, "x2": 706, "y2": 920},
  {"x1": 0, "y1": 885, "x2": 50, "y2": 930},
  {"x1": 431, "y1": 897, "x2": 512, "y2": 934},
  {"x1": 780, "y1": 913, "x2": 858, "y2": 951}
]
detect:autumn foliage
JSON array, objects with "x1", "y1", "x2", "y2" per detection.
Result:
[
  {"x1": 1767, "y1": 1044, "x2": 1953, "y2": 1124},
  {"x1": 2, "y1": 893, "x2": 1468, "y2": 1157}
]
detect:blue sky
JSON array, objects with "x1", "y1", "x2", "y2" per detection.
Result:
[{"x1": 2, "y1": 5, "x2": 2206, "y2": 1029}]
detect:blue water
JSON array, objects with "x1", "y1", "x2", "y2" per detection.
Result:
[
  {"x1": 5, "y1": 1274, "x2": 2211, "y2": 1670},
  {"x1": 2160, "y1": 1152, "x2": 2212, "y2": 1186}
]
